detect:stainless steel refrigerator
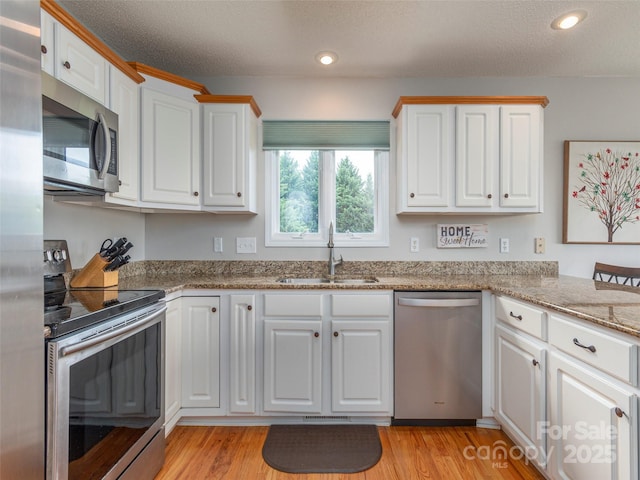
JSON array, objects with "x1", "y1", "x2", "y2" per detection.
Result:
[{"x1": 0, "y1": 1, "x2": 45, "y2": 478}]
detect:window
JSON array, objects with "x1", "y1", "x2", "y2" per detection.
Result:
[{"x1": 265, "y1": 149, "x2": 389, "y2": 247}]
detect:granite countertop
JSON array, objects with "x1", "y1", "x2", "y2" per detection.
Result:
[{"x1": 112, "y1": 260, "x2": 640, "y2": 338}]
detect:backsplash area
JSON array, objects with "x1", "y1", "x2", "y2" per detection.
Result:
[{"x1": 117, "y1": 260, "x2": 559, "y2": 279}]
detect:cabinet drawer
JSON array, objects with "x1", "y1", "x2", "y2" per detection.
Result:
[
  {"x1": 548, "y1": 314, "x2": 638, "y2": 386},
  {"x1": 264, "y1": 294, "x2": 323, "y2": 317},
  {"x1": 495, "y1": 296, "x2": 545, "y2": 339},
  {"x1": 331, "y1": 294, "x2": 390, "y2": 317}
]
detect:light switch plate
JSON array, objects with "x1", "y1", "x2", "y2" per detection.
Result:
[
  {"x1": 213, "y1": 237, "x2": 223, "y2": 253},
  {"x1": 236, "y1": 237, "x2": 256, "y2": 254}
]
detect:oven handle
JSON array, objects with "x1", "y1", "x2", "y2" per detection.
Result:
[{"x1": 59, "y1": 304, "x2": 166, "y2": 357}]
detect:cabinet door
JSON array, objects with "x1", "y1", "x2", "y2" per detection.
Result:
[
  {"x1": 500, "y1": 105, "x2": 541, "y2": 208},
  {"x1": 548, "y1": 352, "x2": 636, "y2": 480},
  {"x1": 229, "y1": 295, "x2": 256, "y2": 414},
  {"x1": 40, "y1": 10, "x2": 55, "y2": 75},
  {"x1": 54, "y1": 22, "x2": 107, "y2": 104},
  {"x1": 164, "y1": 298, "x2": 181, "y2": 430},
  {"x1": 202, "y1": 104, "x2": 257, "y2": 211},
  {"x1": 331, "y1": 320, "x2": 391, "y2": 413},
  {"x1": 401, "y1": 105, "x2": 453, "y2": 209},
  {"x1": 181, "y1": 297, "x2": 220, "y2": 408},
  {"x1": 140, "y1": 88, "x2": 200, "y2": 206},
  {"x1": 263, "y1": 319, "x2": 322, "y2": 413},
  {"x1": 455, "y1": 105, "x2": 498, "y2": 207},
  {"x1": 495, "y1": 324, "x2": 547, "y2": 468},
  {"x1": 107, "y1": 67, "x2": 139, "y2": 204}
]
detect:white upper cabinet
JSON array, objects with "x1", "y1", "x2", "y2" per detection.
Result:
[
  {"x1": 55, "y1": 24, "x2": 107, "y2": 104},
  {"x1": 201, "y1": 100, "x2": 260, "y2": 213},
  {"x1": 500, "y1": 105, "x2": 542, "y2": 208},
  {"x1": 394, "y1": 97, "x2": 547, "y2": 214},
  {"x1": 40, "y1": 9, "x2": 108, "y2": 104},
  {"x1": 396, "y1": 104, "x2": 453, "y2": 211},
  {"x1": 40, "y1": 10, "x2": 55, "y2": 75},
  {"x1": 140, "y1": 76, "x2": 201, "y2": 208},
  {"x1": 107, "y1": 67, "x2": 140, "y2": 205},
  {"x1": 455, "y1": 105, "x2": 498, "y2": 207}
]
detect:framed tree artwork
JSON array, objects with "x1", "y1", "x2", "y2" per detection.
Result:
[{"x1": 563, "y1": 140, "x2": 640, "y2": 244}]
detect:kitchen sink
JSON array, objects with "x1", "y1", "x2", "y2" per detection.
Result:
[{"x1": 276, "y1": 277, "x2": 379, "y2": 284}]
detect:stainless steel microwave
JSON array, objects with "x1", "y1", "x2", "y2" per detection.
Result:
[{"x1": 42, "y1": 72, "x2": 119, "y2": 196}]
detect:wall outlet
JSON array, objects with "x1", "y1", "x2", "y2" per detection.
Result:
[
  {"x1": 534, "y1": 237, "x2": 545, "y2": 254},
  {"x1": 410, "y1": 237, "x2": 419, "y2": 253},
  {"x1": 213, "y1": 237, "x2": 223, "y2": 253},
  {"x1": 236, "y1": 237, "x2": 256, "y2": 254},
  {"x1": 499, "y1": 237, "x2": 510, "y2": 254}
]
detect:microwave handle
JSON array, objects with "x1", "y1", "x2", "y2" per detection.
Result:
[{"x1": 95, "y1": 112, "x2": 112, "y2": 180}]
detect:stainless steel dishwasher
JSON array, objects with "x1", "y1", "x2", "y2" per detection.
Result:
[{"x1": 392, "y1": 291, "x2": 482, "y2": 426}]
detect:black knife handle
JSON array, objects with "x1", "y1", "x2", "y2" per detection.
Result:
[{"x1": 104, "y1": 237, "x2": 127, "y2": 258}]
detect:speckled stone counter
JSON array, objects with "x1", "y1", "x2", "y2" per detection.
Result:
[{"x1": 112, "y1": 260, "x2": 640, "y2": 338}]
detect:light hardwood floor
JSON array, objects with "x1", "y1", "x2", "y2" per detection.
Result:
[{"x1": 155, "y1": 425, "x2": 545, "y2": 479}]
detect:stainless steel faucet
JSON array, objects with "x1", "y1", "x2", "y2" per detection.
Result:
[{"x1": 327, "y1": 221, "x2": 343, "y2": 276}]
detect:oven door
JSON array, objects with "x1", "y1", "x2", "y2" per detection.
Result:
[{"x1": 46, "y1": 302, "x2": 166, "y2": 480}]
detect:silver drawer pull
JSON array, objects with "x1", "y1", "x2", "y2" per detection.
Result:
[
  {"x1": 573, "y1": 337, "x2": 596, "y2": 353},
  {"x1": 509, "y1": 311, "x2": 523, "y2": 321}
]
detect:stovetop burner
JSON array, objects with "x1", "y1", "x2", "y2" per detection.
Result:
[
  {"x1": 43, "y1": 240, "x2": 164, "y2": 339},
  {"x1": 44, "y1": 288, "x2": 165, "y2": 339}
]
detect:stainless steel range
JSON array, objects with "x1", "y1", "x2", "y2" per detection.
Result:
[{"x1": 44, "y1": 240, "x2": 166, "y2": 480}]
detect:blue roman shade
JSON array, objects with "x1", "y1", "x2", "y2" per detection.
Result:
[{"x1": 262, "y1": 120, "x2": 390, "y2": 150}]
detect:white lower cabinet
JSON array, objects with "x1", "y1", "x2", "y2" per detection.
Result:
[
  {"x1": 331, "y1": 319, "x2": 391, "y2": 413},
  {"x1": 164, "y1": 298, "x2": 182, "y2": 434},
  {"x1": 264, "y1": 318, "x2": 323, "y2": 413},
  {"x1": 494, "y1": 323, "x2": 547, "y2": 469},
  {"x1": 181, "y1": 296, "x2": 220, "y2": 408},
  {"x1": 548, "y1": 351, "x2": 636, "y2": 480},
  {"x1": 493, "y1": 295, "x2": 640, "y2": 480},
  {"x1": 229, "y1": 294, "x2": 256, "y2": 414},
  {"x1": 262, "y1": 292, "x2": 393, "y2": 416}
]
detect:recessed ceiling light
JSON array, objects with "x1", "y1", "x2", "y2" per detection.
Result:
[
  {"x1": 551, "y1": 10, "x2": 587, "y2": 30},
  {"x1": 316, "y1": 51, "x2": 338, "y2": 66}
]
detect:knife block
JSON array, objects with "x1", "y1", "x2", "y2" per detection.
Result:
[{"x1": 70, "y1": 253, "x2": 119, "y2": 288}]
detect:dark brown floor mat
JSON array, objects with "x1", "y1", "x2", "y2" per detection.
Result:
[{"x1": 262, "y1": 424, "x2": 382, "y2": 473}]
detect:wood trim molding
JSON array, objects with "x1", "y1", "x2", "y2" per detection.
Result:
[
  {"x1": 392, "y1": 95, "x2": 550, "y2": 118},
  {"x1": 40, "y1": 0, "x2": 145, "y2": 84},
  {"x1": 127, "y1": 62, "x2": 211, "y2": 95},
  {"x1": 195, "y1": 94, "x2": 262, "y2": 118}
]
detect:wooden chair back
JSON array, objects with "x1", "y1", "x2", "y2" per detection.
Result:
[{"x1": 592, "y1": 262, "x2": 640, "y2": 287}]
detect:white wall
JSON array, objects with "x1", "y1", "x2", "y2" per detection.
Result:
[
  {"x1": 144, "y1": 75, "x2": 640, "y2": 277},
  {"x1": 43, "y1": 196, "x2": 145, "y2": 267},
  {"x1": 47, "y1": 75, "x2": 640, "y2": 277}
]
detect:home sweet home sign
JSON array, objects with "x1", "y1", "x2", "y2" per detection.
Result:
[{"x1": 437, "y1": 224, "x2": 488, "y2": 248}]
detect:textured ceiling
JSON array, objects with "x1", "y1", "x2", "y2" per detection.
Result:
[{"x1": 58, "y1": 0, "x2": 640, "y2": 78}]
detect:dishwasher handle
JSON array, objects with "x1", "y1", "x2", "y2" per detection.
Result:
[{"x1": 397, "y1": 297, "x2": 480, "y2": 308}]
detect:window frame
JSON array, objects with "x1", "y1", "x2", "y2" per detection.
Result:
[{"x1": 265, "y1": 149, "x2": 389, "y2": 247}]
